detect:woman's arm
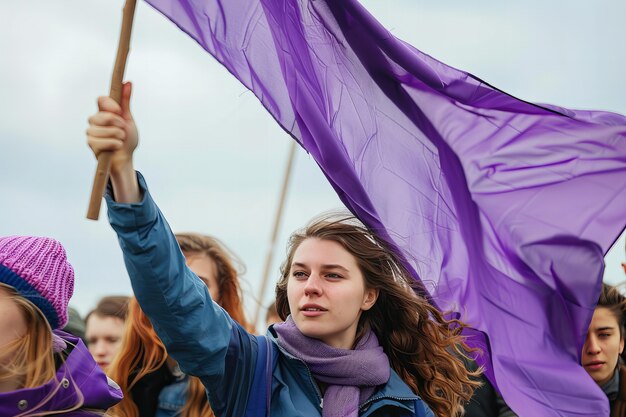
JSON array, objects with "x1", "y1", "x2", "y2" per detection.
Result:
[
  {"x1": 105, "y1": 175, "x2": 260, "y2": 416},
  {"x1": 105, "y1": 173, "x2": 236, "y2": 376},
  {"x1": 87, "y1": 85, "x2": 261, "y2": 416}
]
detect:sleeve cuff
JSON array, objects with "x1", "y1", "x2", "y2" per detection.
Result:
[{"x1": 105, "y1": 171, "x2": 158, "y2": 230}]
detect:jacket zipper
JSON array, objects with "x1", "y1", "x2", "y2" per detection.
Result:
[
  {"x1": 301, "y1": 362, "x2": 324, "y2": 409},
  {"x1": 359, "y1": 394, "x2": 418, "y2": 412},
  {"x1": 276, "y1": 341, "x2": 325, "y2": 410}
]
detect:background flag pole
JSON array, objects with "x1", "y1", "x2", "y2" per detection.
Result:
[
  {"x1": 86, "y1": 0, "x2": 137, "y2": 220},
  {"x1": 254, "y1": 141, "x2": 297, "y2": 327}
]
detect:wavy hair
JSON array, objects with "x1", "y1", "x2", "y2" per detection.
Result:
[
  {"x1": 275, "y1": 215, "x2": 481, "y2": 417},
  {"x1": 108, "y1": 233, "x2": 252, "y2": 417}
]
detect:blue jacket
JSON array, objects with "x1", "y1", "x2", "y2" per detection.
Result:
[
  {"x1": 155, "y1": 376, "x2": 188, "y2": 417},
  {"x1": 106, "y1": 173, "x2": 434, "y2": 417}
]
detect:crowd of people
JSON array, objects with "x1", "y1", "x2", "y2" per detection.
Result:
[{"x1": 0, "y1": 82, "x2": 623, "y2": 416}]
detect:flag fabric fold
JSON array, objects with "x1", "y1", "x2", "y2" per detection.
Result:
[{"x1": 144, "y1": 0, "x2": 626, "y2": 415}]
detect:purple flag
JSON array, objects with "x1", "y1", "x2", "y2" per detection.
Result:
[{"x1": 144, "y1": 0, "x2": 626, "y2": 415}]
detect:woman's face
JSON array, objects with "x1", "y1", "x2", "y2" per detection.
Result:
[
  {"x1": 0, "y1": 286, "x2": 27, "y2": 355},
  {"x1": 582, "y1": 306, "x2": 624, "y2": 385},
  {"x1": 185, "y1": 252, "x2": 220, "y2": 301},
  {"x1": 86, "y1": 314, "x2": 125, "y2": 371},
  {"x1": 286, "y1": 238, "x2": 378, "y2": 349}
]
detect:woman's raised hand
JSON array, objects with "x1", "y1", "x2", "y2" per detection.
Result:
[{"x1": 86, "y1": 82, "x2": 141, "y2": 203}]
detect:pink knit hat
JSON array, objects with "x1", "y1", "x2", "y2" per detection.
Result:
[{"x1": 0, "y1": 236, "x2": 74, "y2": 329}]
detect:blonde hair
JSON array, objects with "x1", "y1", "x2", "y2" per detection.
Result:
[
  {"x1": 0, "y1": 283, "x2": 91, "y2": 416},
  {"x1": 0, "y1": 283, "x2": 56, "y2": 389}
]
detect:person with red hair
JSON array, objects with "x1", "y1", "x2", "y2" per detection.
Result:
[{"x1": 107, "y1": 233, "x2": 253, "y2": 417}]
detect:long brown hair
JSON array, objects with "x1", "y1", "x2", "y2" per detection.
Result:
[
  {"x1": 109, "y1": 233, "x2": 252, "y2": 417},
  {"x1": 275, "y1": 215, "x2": 480, "y2": 417}
]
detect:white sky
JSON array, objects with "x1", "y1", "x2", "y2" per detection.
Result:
[{"x1": 1, "y1": 0, "x2": 624, "y2": 330}]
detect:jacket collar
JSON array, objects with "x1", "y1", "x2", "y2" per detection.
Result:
[{"x1": 360, "y1": 370, "x2": 419, "y2": 415}]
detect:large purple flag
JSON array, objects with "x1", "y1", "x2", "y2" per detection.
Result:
[{"x1": 144, "y1": 0, "x2": 626, "y2": 415}]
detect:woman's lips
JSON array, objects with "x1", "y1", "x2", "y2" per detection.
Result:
[
  {"x1": 301, "y1": 305, "x2": 327, "y2": 317},
  {"x1": 584, "y1": 361, "x2": 605, "y2": 371},
  {"x1": 301, "y1": 309, "x2": 326, "y2": 317}
]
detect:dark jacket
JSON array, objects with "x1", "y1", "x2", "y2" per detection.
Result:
[{"x1": 611, "y1": 365, "x2": 626, "y2": 417}]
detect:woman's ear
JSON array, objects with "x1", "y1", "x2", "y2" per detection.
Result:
[{"x1": 361, "y1": 288, "x2": 379, "y2": 311}]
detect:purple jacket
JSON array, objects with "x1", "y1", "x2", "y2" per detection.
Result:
[{"x1": 0, "y1": 331, "x2": 122, "y2": 416}]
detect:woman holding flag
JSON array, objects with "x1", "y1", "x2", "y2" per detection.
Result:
[{"x1": 86, "y1": 82, "x2": 479, "y2": 417}]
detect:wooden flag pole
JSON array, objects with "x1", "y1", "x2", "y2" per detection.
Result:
[
  {"x1": 86, "y1": 0, "x2": 137, "y2": 220},
  {"x1": 253, "y1": 141, "x2": 298, "y2": 326}
]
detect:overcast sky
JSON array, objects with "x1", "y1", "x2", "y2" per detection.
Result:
[{"x1": 1, "y1": 0, "x2": 624, "y2": 329}]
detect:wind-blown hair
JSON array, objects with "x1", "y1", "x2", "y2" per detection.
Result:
[
  {"x1": 0, "y1": 283, "x2": 55, "y2": 390},
  {"x1": 108, "y1": 233, "x2": 253, "y2": 417},
  {"x1": 275, "y1": 215, "x2": 480, "y2": 417},
  {"x1": 0, "y1": 283, "x2": 88, "y2": 416}
]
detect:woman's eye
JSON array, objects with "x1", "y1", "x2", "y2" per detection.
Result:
[
  {"x1": 326, "y1": 273, "x2": 342, "y2": 279},
  {"x1": 599, "y1": 333, "x2": 611, "y2": 338},
  {"x1": 292, "y1": 271, "x2": 307, "y2": 279}
]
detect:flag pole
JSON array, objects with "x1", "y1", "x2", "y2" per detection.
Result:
[
  {"x1": 253, "y1": 141, "x2": 298, "y2": 326},
  {"x1": 86, "y1": 0, "x2": 137, "y2": 220}
]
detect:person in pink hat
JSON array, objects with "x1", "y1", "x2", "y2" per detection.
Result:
[{"x1": 0, "y1": 235, "x2": 123, "y2": 416}]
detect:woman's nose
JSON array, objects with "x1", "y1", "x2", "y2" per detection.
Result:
[
  {"x1": 303, "y1": 273, "x2": 322, "y2": 296},
  {"x1": 585, "y1": 336, "x2": 601, "y2": 355}
]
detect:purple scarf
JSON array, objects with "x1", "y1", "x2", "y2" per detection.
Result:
[{"x1": 274, "y1": 317, "x2": 390, "y2": 417}]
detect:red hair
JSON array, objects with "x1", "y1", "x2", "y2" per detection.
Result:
[{"x1": 108, "y1": 233, "x2": 253, "y2": 417}]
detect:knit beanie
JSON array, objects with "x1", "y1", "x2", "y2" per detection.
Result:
[{"x1": 0, "y1": 236, "x2": 74, "y2": 329}]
